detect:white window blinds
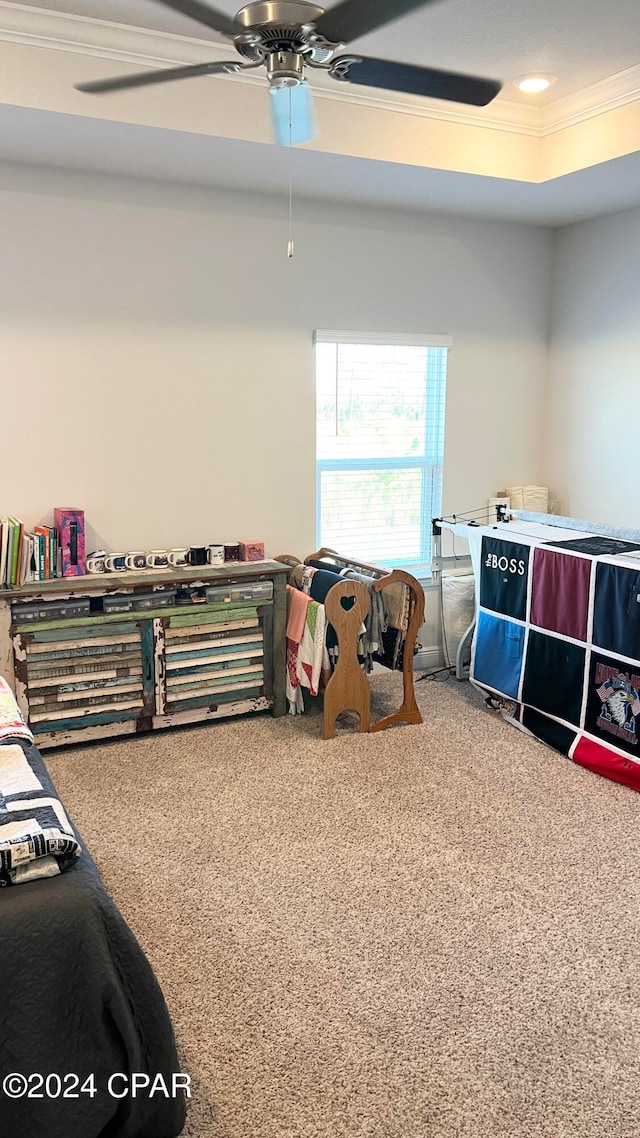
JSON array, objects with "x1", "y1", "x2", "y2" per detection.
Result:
[{"x1": 315, "y1": 330, "x2": 451, "y2": 573}]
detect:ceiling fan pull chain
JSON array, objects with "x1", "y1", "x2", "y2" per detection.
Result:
[{"x1": 287, "y1": 86, "x2": 294, "y2": 258}]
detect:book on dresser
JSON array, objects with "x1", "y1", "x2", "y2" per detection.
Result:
[
  {"x1": 0, "y1": 520, "x2": 8, "y2": 586},
  {"x1": 7, "y1": 518, "x2": 24, "y2": 587},
  {"x1": 4, "y1": 519, "x2": 15, "y2": 586},
  {"x1": 33, "y1": 527, "x2": 47, "y2": 580}
]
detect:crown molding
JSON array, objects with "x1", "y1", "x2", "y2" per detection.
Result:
[
  {"x1": 1, "y1": 1, "x2": 639, "y2": 140},
  {"x1": 0, "y1": 2, "x2": 233, "y2": 67},
  {"x1": 538, "y1": 64, "x2": 640, "y2": 134}
]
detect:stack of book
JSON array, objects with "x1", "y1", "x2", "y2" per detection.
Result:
[{"x1": 0, "y1": 519, "x2": 59, "y2": 587}]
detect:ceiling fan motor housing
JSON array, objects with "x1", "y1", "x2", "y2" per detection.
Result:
[
  {"x1": 235, "y1": 1, "x2": 326, "y2": 33},
  {"x1": 234, "y1": 0, "x2": 335, "y2": 84}
]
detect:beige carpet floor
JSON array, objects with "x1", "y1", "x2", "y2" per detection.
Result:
[{"x1": 48, "y1": 674, "x2": 640, "y2": 1138}]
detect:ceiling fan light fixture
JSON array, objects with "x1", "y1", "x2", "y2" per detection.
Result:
[
  {"x1": 270, "y1": 81, "x2": 315, "y2": 143},
  {"x1": 266, "y1": 50, "x2": 305, "y2": 87},
  {"x1": 513, "y1": 73, "x2": 557, "y2": 94}
]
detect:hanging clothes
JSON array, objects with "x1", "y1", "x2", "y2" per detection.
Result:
[
  {"x1": 304, "y1": 559, "x2": 390, "y2": 669},
  {"x1": 286, "y1": 583, "x2": 312, "y2": 643},
  {"x1": 299, "y1": 566, "x2": 346, "y2": 652},
  {"x1": 285, "y1": 587, "x2": 328, "y2": 715}
]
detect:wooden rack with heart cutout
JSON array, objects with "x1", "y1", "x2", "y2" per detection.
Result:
[{"x1": 275, "y1": 548, "x2": 425, "y2": 739}]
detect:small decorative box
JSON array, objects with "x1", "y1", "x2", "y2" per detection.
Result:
[
  {"x1": 240, "y1": 541, "x2": 265, "y2": 562},
  {"x1": 54, "y1": 507, "x2": 86, "y2": 577}
]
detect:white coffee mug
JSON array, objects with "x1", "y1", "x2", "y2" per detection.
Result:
[
  {"x1": 147, "y1": 549, "x2": 169, "y2": 568},
  {"x1": 167, "y1": 548, "x2": 189, "y2": 567},
  {"x1": 104, "y1": 553, "x2": 128, "y2": 572},
  {"x1": 207, "y1": 544, "x2": 225, "y2": 566},
  {"x1": 86, "y1": 549, "x2": 107, "y2": 574},
  {"x1": 125, "y1": 551, "x2": 147, "y2": 570}
]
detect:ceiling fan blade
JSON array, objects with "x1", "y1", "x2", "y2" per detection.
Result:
[
  {"x1": 328, "y1": 56, "x2": 502, "y2": 106},
  {"x1": 314, "y1": 0, "x2": 437, "y2": 45},
  {"x1": 152, "y1": 0, "x2": 240, "y2": 38},
  {"x1": 269, "y1": 84, "x2": 315, "y2": 146},
  {"x1": 75, "y1": 60, "x2": 242, "y2": 94}
]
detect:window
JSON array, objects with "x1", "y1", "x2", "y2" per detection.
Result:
[{"x1": 315, "y1": 329, "x2": 450, "y2": 575}]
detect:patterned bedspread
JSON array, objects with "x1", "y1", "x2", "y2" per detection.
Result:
[
  {"x1": 470, "y1": 525, "x2": 640, "y2": 792},
  {"x1": 0, "y1": 742, "x2": 81, "y2": 885},
  {"x1": 0, "y1": 674, "x2": 33, "y2": 744}
]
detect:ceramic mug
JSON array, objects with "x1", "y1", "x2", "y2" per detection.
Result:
[
  {"x1": 223, "y1": 543, "x2": 241, "y2": 563},
  {"x1": 207, "y1": 544, "x2": 225, "y2": 566},
  {"x1": 86, "y1": 549, "x2": 107, "y2": 574},
  {"x1": 125, "y1": 551, "x2": 147, "y2": 570},
  {"x1": 167, "y1": 548, "x2": 189, "y2": 567},
  {"x1": 105, "y1": 553, "x2": 127, "y2": 572},
  {"x1": 147, "y1": 549, "x2": 169, "y2": 568},
  {"x1": 187, "y1": 546, "x2": 207, "y2": 566}
]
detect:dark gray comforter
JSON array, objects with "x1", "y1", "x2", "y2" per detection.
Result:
[{"x1": 0, "y1": 738, "x2": 186, "y2": 1138}]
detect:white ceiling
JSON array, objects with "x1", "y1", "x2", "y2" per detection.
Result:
[
  {"x1": 13, "y1": 0, "x2": 640, "y2": 103},
  {"x1": 3, "y1": 0, "x2": 640, "y2": 225}
]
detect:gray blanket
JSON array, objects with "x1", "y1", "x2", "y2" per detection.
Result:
[{"x1": 0, "y1": 737, "x2": 185, "y2": 1138}]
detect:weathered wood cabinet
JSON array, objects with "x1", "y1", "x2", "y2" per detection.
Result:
[{"x1": 0, "y1": 561, "x2": 287, "y2": 749}]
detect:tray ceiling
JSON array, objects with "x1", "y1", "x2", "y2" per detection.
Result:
[{"x1": 2, "y1": 0, "x2": 640, "y2": 224}]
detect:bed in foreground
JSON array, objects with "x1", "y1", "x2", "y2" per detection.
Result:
[{"x1": 0, "y1": 729, "x2": 186, "y2": 1137}]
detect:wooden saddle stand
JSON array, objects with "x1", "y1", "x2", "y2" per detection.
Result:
[{"x1": 276, "y1": 548, "x2": 425, "y2": 740}]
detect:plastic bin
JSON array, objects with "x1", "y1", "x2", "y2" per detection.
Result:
[
  {"x1": 12, "y1": 598, "x2": 91, "y2": 623},
  {"x1": 103, "y1": 595, "x2": 134, "y2": 614},
  {"x1": 205, "y1": 585, "x2": 233, "y2": 604},
  {"x1": 132, "y1": 591, "x2": 176, "y2": 610}
]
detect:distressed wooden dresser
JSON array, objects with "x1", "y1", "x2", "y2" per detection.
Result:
[{"x1": 0, "y1": 561, "x2": 287, "y2": 748}]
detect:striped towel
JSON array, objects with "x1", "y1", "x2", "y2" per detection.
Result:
[{"x1": 0, "y1": 743, "x2": 81, "y2": 886}]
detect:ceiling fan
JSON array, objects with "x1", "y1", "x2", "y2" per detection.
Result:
[{"x1": 75, "y1": 0, "x2": 502, "y2": 145}]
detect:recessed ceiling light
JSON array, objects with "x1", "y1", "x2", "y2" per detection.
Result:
[{"x1": 513, "y1": 74, "x2": 557, "y2": 94}]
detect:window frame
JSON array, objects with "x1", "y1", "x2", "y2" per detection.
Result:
[{"x1": 314, "y1": 329, "x2": 452, "y2": 577}]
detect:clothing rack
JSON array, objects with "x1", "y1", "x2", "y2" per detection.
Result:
[{"x1": 277, "y1": 547, "x2": 425, "y2": 739}]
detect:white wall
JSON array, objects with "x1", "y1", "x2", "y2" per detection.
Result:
[
  {"x1": 0, "y1": 163, "x2": 552, "y2": 564},
  {"x1": 545, "y1": 205, "x2": 640, "y2": 526}
]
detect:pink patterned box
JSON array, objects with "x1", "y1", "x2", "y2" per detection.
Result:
[
  {"x1": 54, "y1": 507, "x2": 86, "y2": 577},
  {"x1": 240, "y1": 541, "x2": 265, "y2": 562}
]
